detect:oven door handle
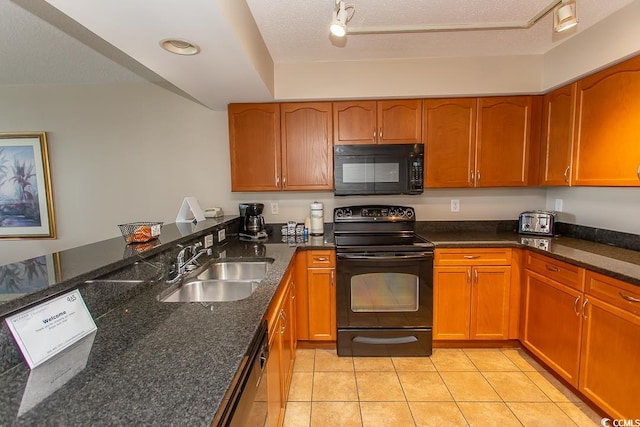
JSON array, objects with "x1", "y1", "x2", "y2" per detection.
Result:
[
  {"x1": 352, "y1": 336, "x2": 419, "y2": 345},
  {"x1": 337, "y1": 253, "x2": 432, "y2": 260}
]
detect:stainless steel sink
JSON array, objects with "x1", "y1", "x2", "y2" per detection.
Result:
[
  {"x1": 195, "y1": 261, "x2": 272, "y2": 281},
  {"x1": 160, "y1": 279, "x2": 261, "y2": 302},
  {"x1": 160, "y1": 260, "x2": 273, "y2": 303}
]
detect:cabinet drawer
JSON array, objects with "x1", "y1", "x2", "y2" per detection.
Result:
[
  {"x1": 526, "y1": 251, "x2": 585, "y2": 291},
  {"x1": 307, "y1": 250, "x2": 335, "y2": 267},
  {"x1": 435, "y1": 248, "x2": 511, "y2": 266},
  {"x1": 586, "y1": 271, "x2": 640, "y2": 316}
]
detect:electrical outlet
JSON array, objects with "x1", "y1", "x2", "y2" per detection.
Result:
[
  {"x1": 555, "y1": 198, "x2": 563, "y2": 212},
  {"x1": 217, "y1": 228, "x2": 226, "y2": 242},
  {"x1": 204, "y1": 234, "x2": 214, "y2": 248},
  {"x1": 451, "y1": 199, "x2": 460, "y2": 212},
  {"x1": 271, "y1": 202, "x2": 279, "y2": 215}
]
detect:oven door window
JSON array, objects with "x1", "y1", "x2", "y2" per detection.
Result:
[{"x1": 351, "y1": 272, "x2": 419, "y2": 312}]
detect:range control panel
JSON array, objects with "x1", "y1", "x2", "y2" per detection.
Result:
[{"x1": 334, "y1": 205, "x2": 415, "y2": 222}]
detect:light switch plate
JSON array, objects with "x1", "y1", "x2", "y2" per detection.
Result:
[
  {"x1": 204, "y1": 234, "x2": 213, "y2": 248},
  {"x1": 217, "y1": 228, "x2": 226, "y2": 242}
]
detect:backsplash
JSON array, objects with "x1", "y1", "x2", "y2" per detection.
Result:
[{"x1": 555, "y1": 223, "x2": 640, "y2": 252}]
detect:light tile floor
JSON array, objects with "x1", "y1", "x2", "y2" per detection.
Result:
[{"x1": 283, "y1": 347, "x2": 603, "y2": 427}]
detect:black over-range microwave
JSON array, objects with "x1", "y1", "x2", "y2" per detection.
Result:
[{"x1": 334, "y1": 144, "x2": 424, "y2": 196}]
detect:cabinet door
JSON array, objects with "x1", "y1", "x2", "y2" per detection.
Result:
[
  {"x1": 280, "y1": 102, "x2": 333, "y2": 190},
  {"x1": 294, "y1": 251, "x2": 309, "y2": 341},
  {"x1": 580, "y1": 297, "x2": 640, "y2": 419},
  {"x1": 433, "y1": 266, "x2": 471, "y2": 340},
  {"x1": 377, "y1": 99, "x2": 423, "y2": 144},
  {"x1": 307, "y1": 267, "x2": 336, "y2": 341},
  {"x1": 333, "y1": 101, "x2": 377, "y2": 144},
  {"x1": 471, "y1": 266, "x2": 511, "y2": 340},
  {"x1": 573, "y1": 55, "x2": 640, "y2": 186},
  {"x1": 541, "y1": 84, "x2": 576, "y2": 186},
  {"x1": 266, "y1": 320, "x2": 283, "y2": 427},
  {"x1": 228, "y1": 103, "x2": 281, "y2": 191},
  {"x1": 522, "y1": 270, "x2": 583, "y2": 386},
  {"x1": 281, "y1": 284, "x2": 295, "y2": 397},
  {"x1": 423, "y1": 98, "x2": 476, "y2": 188},
  {"x1": 476, "y1": 96, "x2": 532, "y2": 187}
]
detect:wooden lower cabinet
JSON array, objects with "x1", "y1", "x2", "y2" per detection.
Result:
[
  {"x1": 307, "y1": 267, "x2": 336, "y2": 340},
  {"x1": 295, "y1": 250, "x2": 337, "y2": 342},
  {"x1": 522, "y1": 269, "x2": 583, "y2": 386},
  {"x1": 434, "y1": 264, "x2": 511, "y2": 340},
  {"x1": 266, "y1": 267, "x2": 296, "y2": 427},
  {"x1": 522, "y1": 254, "x2": 640, "y2": 419},
  {"x1": 578, "y1": 272, "x2": 640, "y2": 419}
]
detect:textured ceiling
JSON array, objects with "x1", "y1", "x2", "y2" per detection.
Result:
[
  {"x1": 2, "y1": 0, "x2": 638, "y2": 110},
  {"x1": 246, "y1": 0, "x2": 637, "y2": 61}
]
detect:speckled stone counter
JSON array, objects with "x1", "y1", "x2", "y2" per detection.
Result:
[
  {"x1": 0, "y1": 240, "x2": 297, "y2": 426},
  {"x1": 419, "y1": 229, "x2": 640, "y2": 286}
]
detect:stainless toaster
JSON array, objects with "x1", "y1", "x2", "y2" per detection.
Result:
[{"x1": 518, "y1": 210, "x2": 556, "y2": 236}]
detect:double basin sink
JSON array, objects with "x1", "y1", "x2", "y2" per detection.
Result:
[{"x1": 160, "y1": 258, "x2": 273, "y2": 303}]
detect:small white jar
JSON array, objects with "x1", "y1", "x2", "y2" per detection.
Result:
[{"x1": 310, "y1": 202, "x2": 324, "y2": 235}]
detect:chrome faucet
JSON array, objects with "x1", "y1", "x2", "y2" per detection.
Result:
[{"x1": 176, "y1": 242, "x2": 213, "y2": 275}]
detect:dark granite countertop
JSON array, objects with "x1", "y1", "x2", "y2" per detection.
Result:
[
  {"x1": 0, "y1": 218, "x2": 637, "y2": 426},
  {"x1": 0, "y1": 240, "x2": 297, "y2": 426},
  {"x1": 420, "y1": 230, "x2": 640, "y2": 286}
]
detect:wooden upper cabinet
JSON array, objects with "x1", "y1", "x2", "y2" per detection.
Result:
[
  {"x1": 423, "y1": 98, "x2": 476, "y2": 188},
  {"x1": 281, "y1": 102, "x2": 333, "y2": 190},
  {"x1": 541, "y1": 83, "x2": 576, "y2": 186},
  {"x1": 333, "y1": 101, "x2": 377, "y2": 144},
  {"x1": 228, "y1": 103, "x2": 281, "y2": 191},
  {"x1": 476, "y1": 96, "x2": 534, "y2": 187},
  {"x1": 377, "y1": 100, "x2": 422, "y2": 144},
  {"x1": 333, "y1": 99, "x2": 422, "y2": 144},
  {"x1": 573, "y1": 55, "x2": 640, "y2": 186}
]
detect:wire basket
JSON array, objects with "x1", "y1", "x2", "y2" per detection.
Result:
[{"x1": 118, "y1": 222, "x2": 163, "y2": 244}]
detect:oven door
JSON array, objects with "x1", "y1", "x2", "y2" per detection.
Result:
[{"x1": 336, "y1": 251, "x2": 433, "y2": 356}]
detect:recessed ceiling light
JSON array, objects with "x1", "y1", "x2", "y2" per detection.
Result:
[{"x1": 159, "y1": 39, "x2": 200, "y2": 55}]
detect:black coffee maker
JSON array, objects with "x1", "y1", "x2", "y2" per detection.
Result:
[{"x1": 239, "y1": 203, "x2": 267, "y2": 239}]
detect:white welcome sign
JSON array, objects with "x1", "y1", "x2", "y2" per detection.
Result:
[{"x1": 5, "y1": 289, "x2": 97, "y2": 368}]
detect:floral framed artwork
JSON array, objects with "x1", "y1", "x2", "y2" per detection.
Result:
[{"x1": 0, "y1": 132, "x2": 56, "y2": 238}]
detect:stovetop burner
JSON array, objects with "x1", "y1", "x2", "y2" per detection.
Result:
[{"x1": 334, "y1": 205, "x2": 434, "y2": 252}]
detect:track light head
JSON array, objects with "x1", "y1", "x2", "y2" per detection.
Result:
[
  {"x1": 554, "y1": 0, "x2": 578, "y2": 32},
  {"x1": 330, "y1": 1, "x2": 354, "y2": 38}
]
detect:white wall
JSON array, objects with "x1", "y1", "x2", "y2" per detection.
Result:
[
  {"x1": 546, "y1": 187, "x2": 640, "y2": 235},
  {"x1": 0, "y1": 83, "x2": 231, "y2": 265}
]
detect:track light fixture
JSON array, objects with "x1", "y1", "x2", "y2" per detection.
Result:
[
  {"x1": 330, "y1": 0, "x2": 354, "y2": 37},
  {"x1": 554, "y1": 0, "x2": 578, "y2": 32},
  {"x1": 330, "y1": 0, "x2": 578, "y2": 37}
]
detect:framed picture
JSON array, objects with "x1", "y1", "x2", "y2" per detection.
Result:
[{"x1": 0, "y1": 132, "x2": 56, "y2": 238}]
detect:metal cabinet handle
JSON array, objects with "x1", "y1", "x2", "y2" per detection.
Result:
[
  {"x1": 474, "y1": 269, "x2": 478, "y2": 285},
  {"x1": 476, "y1": 170, "x2": 481, "y2": 183},
  {"x1": 463, "y1": 255, "x2": 480, "y2": 259},
  {"x1": 573, "y1": 295, "x2": 581, "y2": 316},
  {"x1": 314, "y1": 257, "x2": 329, "y2": 262},
  {"x1": 379, "y1": 129, "x2": 383, "y2": 140},
  {"x1": 330, "y1": 270, "x2": 335, "y2": 285},
  {"x1": 619, "y1": 291, "x2": 640, "y2": 303},
  {"x1": 280, "y1": 310, "x2": 287, "y2": 334},
  {"x1": 373, "y1": 129, "x2": 376, "y2": 140},
  {"x1": 545, "y1": 264, "x2": 560, "y2": 272},
  {"x1": 581, "y1": 298, "x2": 589, "y2": 319},
  {"x1": 563, "y1": 166, "x2": 570, "y2": 184},
  {"x1": 275, "y1": 175, "x2": 280, "y2": 186},
  {"x1": 470, "y1": 170, "x2": 475, "y2": 182},
  {"x1": 637, "y1": 165, "x2": 640, "y2": 180},
  {"x1": 283, "y1": 176, "x2": 286, "y2": 187},
  {"x1": 467, "y1": 268, "x2": 471, "y2": 285}
]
